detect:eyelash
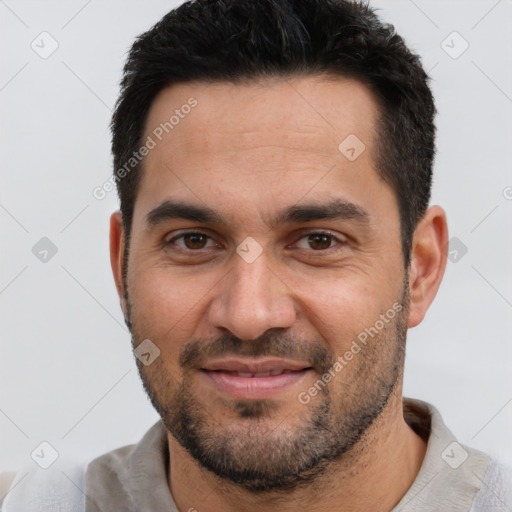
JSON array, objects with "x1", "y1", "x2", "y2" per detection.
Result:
[{"x1": 165, "y1": 230, "x2": 346, "y2": 253}]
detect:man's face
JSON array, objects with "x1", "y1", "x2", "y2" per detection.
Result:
[{"x1": 122, "y1": 75, "x2": 409, "y2": 491}]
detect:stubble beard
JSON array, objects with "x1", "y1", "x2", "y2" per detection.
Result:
[{"x1": 124, "y1": 282, "x2": 409, "y2": 493}]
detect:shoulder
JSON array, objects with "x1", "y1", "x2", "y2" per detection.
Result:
[
  {"x1": 0, "y1": 459, "x2": 88, "y2": 512},
  {"x1": 470, "y1": 458, "x2": 512, "y2": 511},
  {"x1": 1, "y1": 421, "x2": 167, "y2": 512}
]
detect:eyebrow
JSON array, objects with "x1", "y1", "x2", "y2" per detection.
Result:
[
  {"x1": 145, "y1": 198, "x2": 370, "y2": 229},
  {"x1": 146, "y1": 200, "x2": 224, "y2": 227},
  {"x1": 268, "y1": 199, "x2": 370, "y2": 229}
]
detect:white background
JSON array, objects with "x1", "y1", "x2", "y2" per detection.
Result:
[{"x1": 1, "y1": 0, "x2": 511, "y2": 475}]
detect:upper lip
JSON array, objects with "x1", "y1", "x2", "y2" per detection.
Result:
[{"x1": 201, "y1": 357, "x2": 311, "y2": 373}]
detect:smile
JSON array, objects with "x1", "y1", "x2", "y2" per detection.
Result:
[{"x1": 199, "y1": 358, "x2": 313, "y2": 399}]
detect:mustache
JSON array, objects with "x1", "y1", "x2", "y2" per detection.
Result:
[{"x1": 179, "y1": 329, "x2": 336, "y2": 375}]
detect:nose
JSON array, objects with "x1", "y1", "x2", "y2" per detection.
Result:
[{"x1": 208, "y1": 249, "x2": 297, "y2": 341}]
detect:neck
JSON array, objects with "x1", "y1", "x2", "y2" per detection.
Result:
[{"x1": 167, "y1": 392, "x2": 427, "y2": 512}]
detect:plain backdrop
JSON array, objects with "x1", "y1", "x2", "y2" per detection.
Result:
[{"x1": 1, "y1": 0, "x2": 511, "y2": 474}]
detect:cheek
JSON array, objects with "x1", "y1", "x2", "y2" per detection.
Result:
[
  {"x1": 128, "y1": 265, "x2": 217, "y2": 342},
  {"x1": 293, "y1": 273, "x2": 398, "y2": 350}
]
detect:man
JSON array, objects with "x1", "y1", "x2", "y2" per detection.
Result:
[{"x1": 2, "y1": 0, "x2": 511, "y2": 510}]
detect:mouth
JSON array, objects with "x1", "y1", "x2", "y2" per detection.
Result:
[{"x1": 200, "y1": 358, "x2": 313, "y2": 399}]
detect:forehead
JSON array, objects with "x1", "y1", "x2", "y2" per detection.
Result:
[
  {"x1": 144, "y1": 74, "x2": 379, "y2": 155},
  {"x1": 134, "y1": 75, "x2": 394, "y2": 228}
]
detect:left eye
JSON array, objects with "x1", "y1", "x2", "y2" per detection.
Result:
[
  {"x1": 168, "y1": 232, "x2": 217, "y2": 250},
  {"x1": 295, "y1": 232, "x2": 341, "y2": 251}
]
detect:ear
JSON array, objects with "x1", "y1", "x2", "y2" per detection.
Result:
[
  {"x1": 407, "y1": 205, "x2": 449, "y2": 328},
  {"x1": 109, "y1": 211, "x2": 127, "y2": 318}
]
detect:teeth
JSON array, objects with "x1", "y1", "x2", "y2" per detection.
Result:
[
  {"x1": 232, "y1": 369, "x2": 292, "y2": 377},
  {"x1": 254, "y1": 371, "x2": 271, "y2": 377}
]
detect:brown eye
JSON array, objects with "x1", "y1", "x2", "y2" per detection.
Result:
[
  {"x1": 183, "y1": 233, "x2": 208, "y2": 249},
  {"x1": 295, "y1": 232, "x2": 340, "y2": 251},
  {"x1": 307, "y1": 233, "x2": 333, "y2": 250},
  {"x1": 168, "y1": 232, "x2": 216, "y2": 250}
]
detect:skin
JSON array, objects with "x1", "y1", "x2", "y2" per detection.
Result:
[{"x1": 110, "y1": 75, "x2": 448, "y2": 511}]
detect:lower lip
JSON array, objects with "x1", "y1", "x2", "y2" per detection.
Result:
[{"x1": 201, "y1": 369, "x2": 312, "y2": 399}]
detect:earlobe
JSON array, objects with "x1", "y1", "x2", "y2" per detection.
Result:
[
  {"x1": 407, "y1": 206, "x2": 449, "y2": 328},
  {"x1": 109, "y1": 211, "x2": 127, "y2": 312}
]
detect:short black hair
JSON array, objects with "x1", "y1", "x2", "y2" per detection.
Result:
[{"x1": 111, "y1": 0, "x2": 436, "y2": 268}]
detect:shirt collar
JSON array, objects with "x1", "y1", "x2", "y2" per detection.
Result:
[{"x1": 392, "y1": 398, "x2": 490, "y2": 511}]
